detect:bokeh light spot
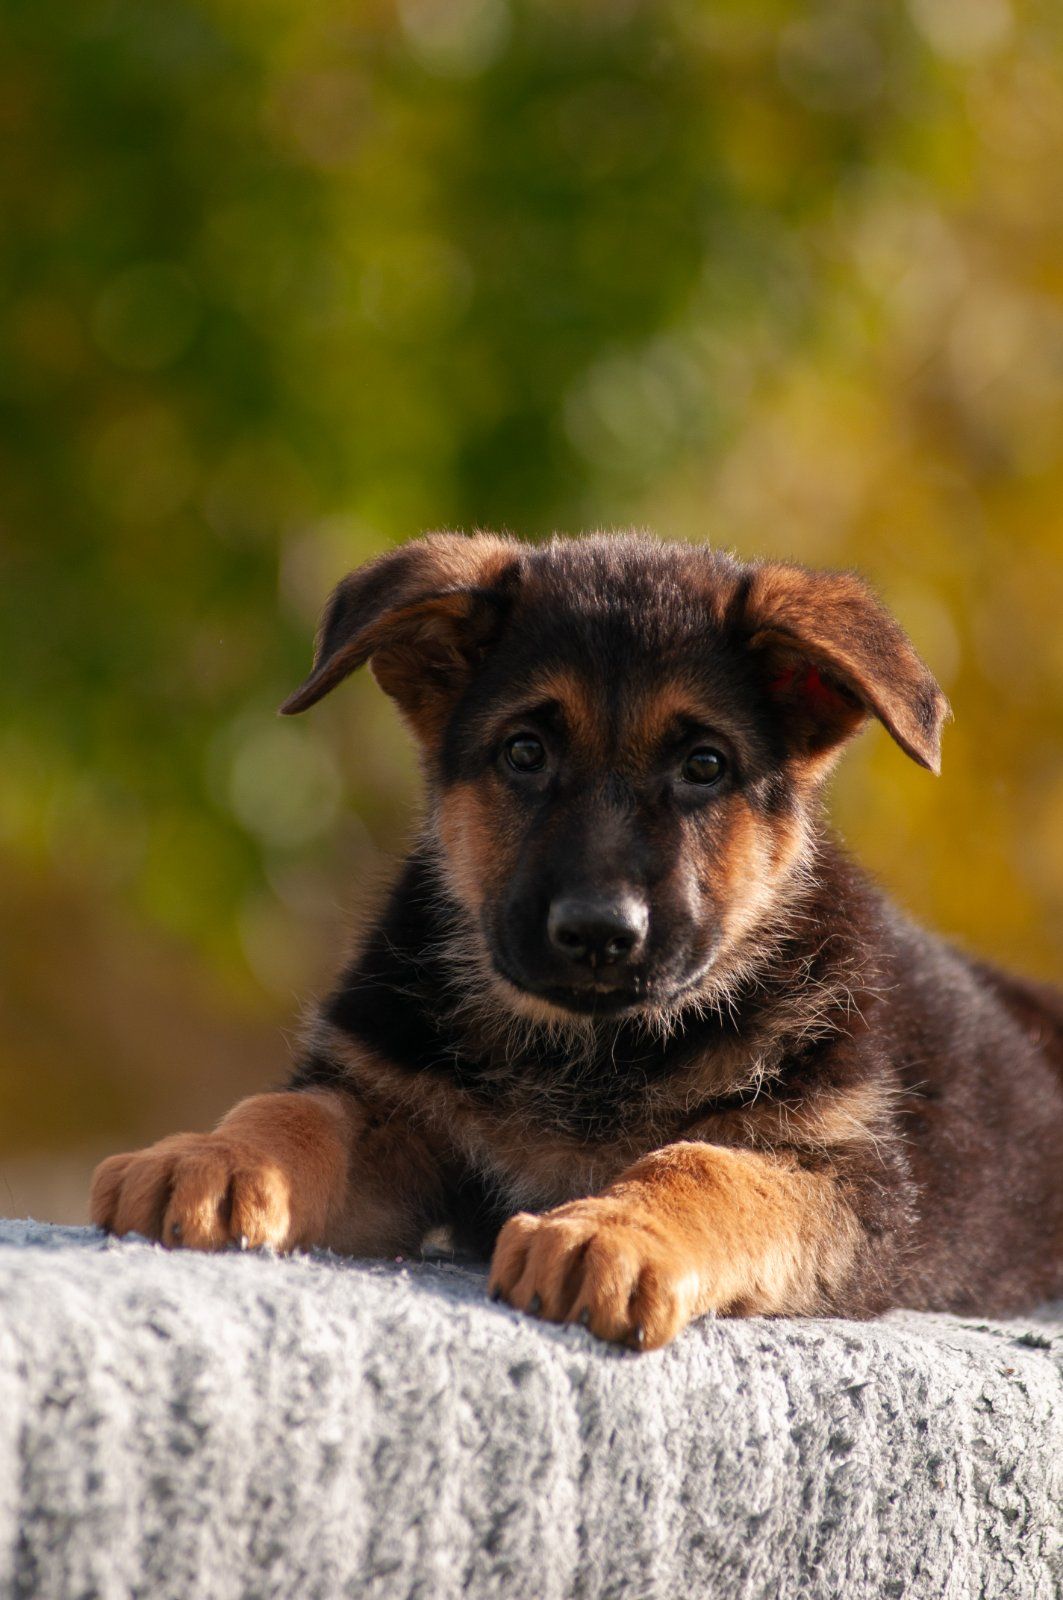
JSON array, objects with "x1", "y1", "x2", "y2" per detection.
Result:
[
  {"x1": 907, "y1": 0, "x2": 1013, "y2": 61},
  {"x1": 224, "y1": 719, "x2": 342, "y2": 850},
  {"x1": 398, "y1": 0, "x2": 511, "y2": 77}
]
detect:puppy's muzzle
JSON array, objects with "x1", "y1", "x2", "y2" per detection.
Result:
[{"x1": 546, "y1": 894, "x2": 649, "y2": 972}]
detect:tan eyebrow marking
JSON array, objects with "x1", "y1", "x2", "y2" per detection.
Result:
[
  {"x1": 621, "y1": 681, "x2": 723, "y2": 768},
  {"x1": 481, "y1": 668, "x2": 606, "y2": 757}
]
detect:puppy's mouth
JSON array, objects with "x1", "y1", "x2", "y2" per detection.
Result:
[
  {"x1": 528, "y1": 982, "x2": 646, "y2": 1017},
  {"x1": 490, "y1": 955, "x2": 705, "y2": 1019}
]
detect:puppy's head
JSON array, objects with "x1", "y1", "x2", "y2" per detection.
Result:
[{"x1": 283, "y1": 533, "x2": 947, "y2": 1022}]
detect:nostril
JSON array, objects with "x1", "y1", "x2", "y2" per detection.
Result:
[
  {"x1": 554, "y1": 925, "x2": 588, "y2": 957},
  {"x1": 604, "y1": 934, "x2": 633, "y2": 960}
]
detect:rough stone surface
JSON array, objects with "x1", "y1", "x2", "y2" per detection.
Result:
[{"x1": 0, "y1": 1219, "x2": 1060, "y2": 1599}]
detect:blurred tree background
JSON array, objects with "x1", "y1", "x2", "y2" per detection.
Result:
[{"x1": 2, "y1": 0, "x2": 1062, "y2": 1219}]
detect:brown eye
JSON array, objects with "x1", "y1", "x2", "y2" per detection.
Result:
[
  {"x1": 681, "y1": 746, "x2": 726, "y2": 785},
  {"x1": 504, "y1": 733, "x2": 546, "y2": 773}
]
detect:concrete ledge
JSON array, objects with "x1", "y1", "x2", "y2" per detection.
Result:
[{"x1": 0, "y1": 1220, "x2": 1060, "y2": 1599}]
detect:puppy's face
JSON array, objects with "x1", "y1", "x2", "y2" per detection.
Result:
[
  {"x1": 283, "y1": 534, "x2": 947, "y2": 1022},
  {"x1": 436, "y1": 573, "x2": 805, "y2": 1019}
]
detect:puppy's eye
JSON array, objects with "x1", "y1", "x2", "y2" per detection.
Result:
[
  {"x1": 681, "y1": 747, "x2": 727, "y2": 785},
  {"x1": 504, "y1": 733, "x2": 547, "y2": 774}
]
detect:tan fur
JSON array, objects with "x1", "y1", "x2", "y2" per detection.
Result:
[
  {"x1": 786, "y1": 1078, "x2": 896, "y2": 1151},
  {"x1": 685, "y1": 1078, "x2": 898, "y2": 1157},
  {"x1": 90, "y1": 1088, "x2": 441, "y2": 1256},
  {"x1": 527, "y1": 669, "x2": 603, "y2": 754},
  {"x1": 435, "y1": 781, "x2": 518, "y2": 918},
  {"x1": 621, "y1": 680, "x2": 724, "y2": 770},
  {"x1": 459, "y1": 666, "x2": 607, "y2": 765},
  {"x1": 488, "y1": 1141, "x2": 862, "y2": 1348},
  {"x1": 716, "y1": 806, "x2": 792, "y2": 956},
  {"x1": 413, "y1": 530, "x2": 520, "y2": 591}
]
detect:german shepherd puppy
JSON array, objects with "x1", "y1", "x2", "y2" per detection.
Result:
[{"x1": 91, "y1": 533, "x2": 1063, "y2": 1349}]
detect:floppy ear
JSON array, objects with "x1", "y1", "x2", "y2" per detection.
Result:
[
  {"x1": 742, "y1": 564, "x2": 949, "y2": 773},
  {"x1": 279, "y1": 532, "x2": 521, "y2": 739}
]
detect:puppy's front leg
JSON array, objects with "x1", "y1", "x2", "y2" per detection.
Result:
[
  {"x1": 91, "y1": 1089, "x2": 435, "y2": 1256},
  {"x1": 489, "y1": 1141, "x2": 863, "y2": 1349}
]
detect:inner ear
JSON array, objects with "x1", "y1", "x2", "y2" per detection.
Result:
[
  {"x1": 740, "y1": 564, "x2": 948, "y2": 774},
  {"x1": 367, "y1": 589, "x2": 505, "y2": 723},
  {"x1": 757, "y1": 637, "x2": 868, "y2": 763},
  {"x1": 279, "y1": 532, "x2": 522, "y2": 735}
]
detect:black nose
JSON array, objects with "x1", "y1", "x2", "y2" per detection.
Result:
[{"x1": 546, "y1": 895, "x2": 649, "y2": 968}]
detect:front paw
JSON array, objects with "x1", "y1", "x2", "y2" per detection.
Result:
[
  {"x1": 488, "y1": 1200, "x2": 701, "y2": 1350},
  {"x1": 91, "y1": 1134, "x2": 294, "y2": 1252}
]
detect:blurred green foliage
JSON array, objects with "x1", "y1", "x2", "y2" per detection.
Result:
[{"x1": 2, "y1": 0, "x2": 1063, "y2": 1208}]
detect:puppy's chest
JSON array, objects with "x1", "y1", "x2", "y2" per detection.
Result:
[
  {"x1": 439, "y1": 1042, "x2": 765, "y2": 1209},
  {"x1": 447, "y1": 1095, "x2": 644, "y2": 1209}
]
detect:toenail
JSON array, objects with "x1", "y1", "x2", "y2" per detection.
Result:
[
  {"x1": 528, "y1": 1292, "x2": 542, "y2": 1315},
  {"x1": 170, "y1": 1222, "x2": 182, "y2": 1241},
  {"x1": 489, "y1": 1285, "x2": 503, "y2": 1302},
  {"x1": 578, "y1": 1307, "x2": 591, "y2": 1327}
]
